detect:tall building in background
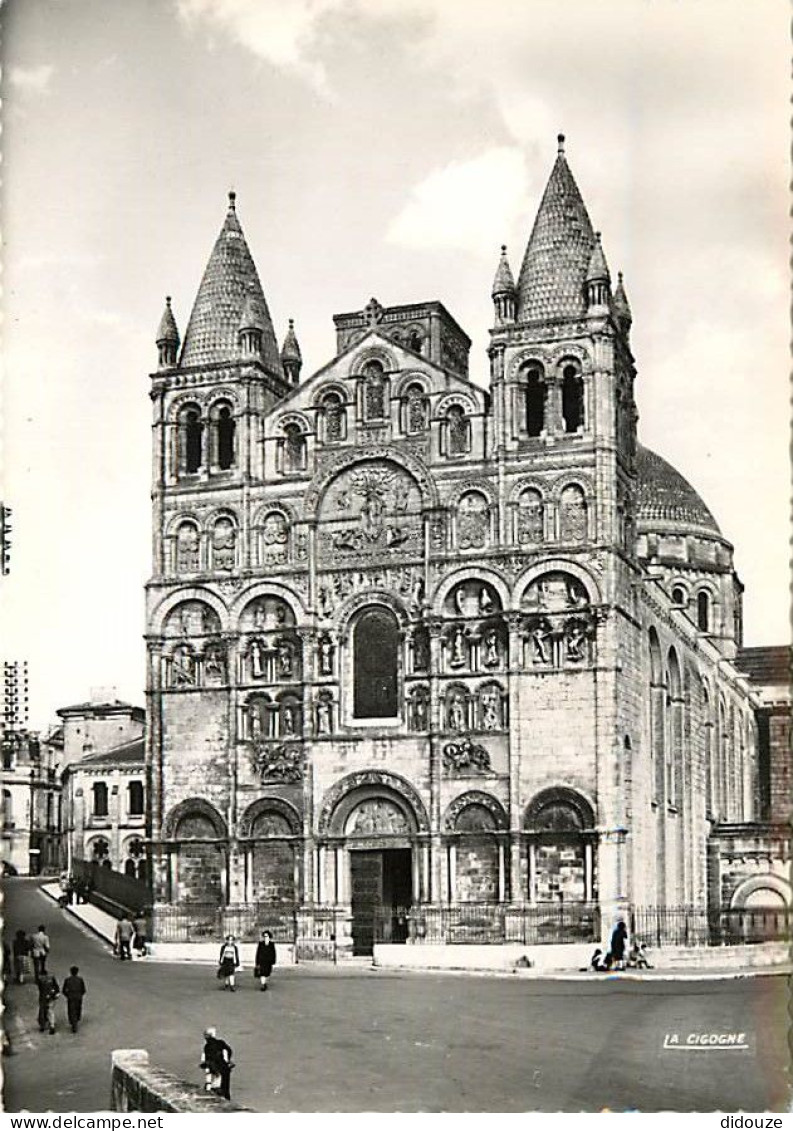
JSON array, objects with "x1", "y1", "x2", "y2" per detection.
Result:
[
  {"x1": 1, "y1": 661, "x2": 61, "y2": 875},
  {"x1": 143, "y1": 139, "x2": 789, "y2": 954}
]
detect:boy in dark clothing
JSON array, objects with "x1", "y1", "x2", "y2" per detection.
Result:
[
  {"x1": 37, "y1": 972, "x2": 60, "y2": 1034},
  {"x1": 62, "y1": 966, "x2": 87, "y2": 1033},
  {"x1": 201, "y1": 1027, "x2": 234, "y2": 1100}
]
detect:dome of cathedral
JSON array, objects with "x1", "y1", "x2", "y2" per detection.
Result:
[{"x1": 635, "y1": 443, "x2": 721, "y2": 535}]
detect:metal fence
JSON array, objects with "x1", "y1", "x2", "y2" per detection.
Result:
[
  {"x1": 151, "y1": 902, "x2": 298, "y2": 944},
  {"x1": 397, "y1": 902, "x2": 601, "y2": 946},
  {"x1": 630, "y1": 905, "x2": 792, "y2": 948}
]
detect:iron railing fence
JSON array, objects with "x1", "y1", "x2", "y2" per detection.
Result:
[
  {"x1": 150, "y1": 902, "x2": 298, "y2": 944},
  {"x1": 73, "y1": 858, "x2": 151, "y2": 917},
  {"x1": 630, "y1": 905, "x2": 792, "y2": 947},
  {"x1": 392, "y1": 902, "x2": 601, "y2": 946}
]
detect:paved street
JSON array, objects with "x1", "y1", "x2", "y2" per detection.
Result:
[{"x1": 2, "y1": 880, "x2": 789, "y2": 1112}]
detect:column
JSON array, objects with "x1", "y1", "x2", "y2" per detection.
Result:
[
  {"x1": 427, "y1": 618, "x2": 444, "y2": 903},
  {"x1": 527, "y1": 840, "x2": 536, "y2": 903},
  {"x1": 506, "y1": 612, "x2": 523, "y2": 903},
  {"x1": 317, "y1": 844, "x2": 325, "y2": 904},
  {"x1": 448, "y1": 841, "x2": 457, "y2": 902},
  {"x1": 497, "y1": 841, "x2": 506, "y2": 902},
  {"x1": 584, "y1": 841, "x2": 593, "y2": 902}
]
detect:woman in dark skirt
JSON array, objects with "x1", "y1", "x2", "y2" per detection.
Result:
[
  {"x1": 254, "y1": 929, "x2": 277, "y2": 992},
  {"x1": 217, "y1": 934, "x2": 240, "y2": 991}
]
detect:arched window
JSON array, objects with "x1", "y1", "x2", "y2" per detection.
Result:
[
  {"x1": 321, "y1": 392, "x2": 346, "y2": 443},
  {"x1": 124, "y1": 859, "x2": 136, "y2": 877},
  {"x1": 403, "y1": 383, "x2": 428, "y2": 434},
  {"x1": 282, "y1": 423, "x2": 306, "y2": 473},
  {"x1": 697, "y1": 590, "x2": 710, "y2": 632},
  {"x1": 91, "y1": 837, "x2": 110, "y2": 862},
  {"x1": 181, "y1": 408, "x2": 203, "y2": 474},
  {"x1": 407, "y1": 329, "x2": 423, "y2": 354},
  {"x1": 559, "y1": 484, "x2": 587, "y2": 542},
  {"x1": 128, "y1": 781, "x2": 144, "y2": 817},
  {"x1": 353, "y1": 607, "x2": 400, "y2": 719},
  {"x1": 525, "y1": 368, "x2": 546, "y2": 437},
  {"x1": 446, "y1": 405, "x2": 470, "y2": 456},
  {"x1": 517, "y1": 488, "x2": 544, "y2": 544},
  {"x1": 92, "y1": 782, "x2": 108, "y2": 818},
  {"x1": 671, "y1": 585, "x2": 686, "y2": 607},
  {"x1": 217, "y1": 406, "x2": 236, "y2": 470},
  {"x1": 562, "y1": 365, "x2": 584, "y2": 432},
  {"x1": 363, "y1": 361, "x2": 387, "y2": 420},
  {"x1": 175, "y1": 522, "x2": 200, "y2": 573}
]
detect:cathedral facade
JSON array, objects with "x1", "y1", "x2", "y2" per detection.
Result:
[{"x1": 145, "y1": 138, "x2": 767, "y2": 954}]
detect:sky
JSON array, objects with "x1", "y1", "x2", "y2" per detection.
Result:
[{"x1": 1, "y1": 0, "x2": 788, "y2": 730}]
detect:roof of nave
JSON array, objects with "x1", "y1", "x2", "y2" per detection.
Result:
[
  {"x1": 516, "y1": 136, "x2": 597, "y2": 324},
  {"x1": 75, "y1": 737, "x2": 145, "y2": 769},
  {"x1": 179, "y1": 192, "x2": 284, "y2": 376},
  {"x1": 735, "y1": 646, "x2": 790, "y2": 687},
  {"x1": 635, "y1": 443, "x2": 721, "y2": 536},
  {"x1": 56, "y1": 699, "x2": 145, "y2": 720}
]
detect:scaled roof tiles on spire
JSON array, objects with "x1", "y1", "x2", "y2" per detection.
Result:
[
  {"x1": 180, "y1": 197, "x2": 284, "y2": 376},
  {"x1": 516, "y1": 150, "x2": 596, "y2": 323}
]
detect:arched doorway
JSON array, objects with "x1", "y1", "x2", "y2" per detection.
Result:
[
  {"x1": 524, "y1": 788, "x2": 596, "y2": 904},
  {"x1": 164, "y1": 801, "x2": 228, "y2": 907},
  {"x1": 319, "y1": 774, "x2": 429, "y2": 956}
]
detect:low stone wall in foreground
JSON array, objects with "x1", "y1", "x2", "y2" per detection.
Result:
[{"x1": 110, "y1": 1049, "x2": 251, "y2": 1113}]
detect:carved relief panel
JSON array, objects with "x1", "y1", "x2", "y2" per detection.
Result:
[{"x1": 317, "y1": 460, "x2": 422, "y2": 563}]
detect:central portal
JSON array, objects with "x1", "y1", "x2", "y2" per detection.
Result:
[{"x1": 350, "y1": 848, "x2": 412, "y2": 955}]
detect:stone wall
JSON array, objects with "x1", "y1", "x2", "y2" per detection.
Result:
[{"x1": 111, "y1": 1049, "x2": 251, "y2": 1113}]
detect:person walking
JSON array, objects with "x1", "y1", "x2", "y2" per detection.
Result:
[
  {"x1": 115, "y1": 915, "x2": 134, "y2": 961},
  {"x1": 254, "y1": 929, "x2": 277, "y2": 992},
  {"x1": 62, "y1": 966, "x2": 87, "y2": 1033},
  {"x1": 132, "y1": 911, "x2": 149, "y2": 958},
  {"x1": 12, "y1": 929, "x2": 29, "y2": 984},
  {"x1": 217, "y1": 934, "x2": 240, "y2": 991},
  {"x1": 30, "y1": 925, "x2": 50, "y2": 979},
  {"x1": 200, "y1": 1027, "x2": 234, "y2": 1100},
  {"x1": 610, "y1": 920, "x2": 628, "y2": 971},
  {"x1": 37, "y1": 970, "x2": 60, "y2": 1034}
]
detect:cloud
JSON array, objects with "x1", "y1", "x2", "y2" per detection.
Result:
[
  {"x1": 7, "y1": 64, "x2": 54, "y2": 94},
  {"x1": 175, "y1": 0, "x2": 344, "y2": 91},
  {"x1": 387, "y1": 148, "x2": 530, "y2": 256}
]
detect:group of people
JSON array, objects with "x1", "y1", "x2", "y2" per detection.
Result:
[
  {"x1": 7, "y1": 923, "x2": 87, "y2": 1035},
  {"x1": 57, "y1": 871, "x2": 92, "y2": 907},
  {"x1": 587, "y1": 921, "x2": 653, "y2": 972},
  {"x1": 113, "y1": 911, "x2": 149, "y2": 960},
  {"x1": 217, "y1": 929, "x2": 276, "y2": 993}
]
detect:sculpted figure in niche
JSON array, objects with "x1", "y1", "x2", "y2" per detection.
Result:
[
  {"x1": 277, "y1": 639, "x2": 294, "y2": 679},
  {"x1": 281, "y1": 703, "x2": 297, "y2": 736},
  {"x1": 447, "y1": 405, "x2": 469, "y2": 455},
  {"x1": 176, "y1": 524, "x2": 200, "y2": 572},
  {"x1": 364, "y1": 364, "x2": 386, "y2": 419},
  {"x1": 483, "y1": 629, "x2": 500, "y2": 668},
  {"x1": 457, "y1": 493, "x2": 489, "y2": 550},
  {"x1": 559, "y1": 485, "x2": 588, "y2": 543},
  {"x1": 249, "y1": 639, "x2": 265, "y2": 680},
  {"x1": 249, "y1": 699, "x2": 268, "y2": 739},
  {"x1": 411, "y1": 692, "x2": 428, "y2": 731},
  {"x1": 481, "y1": 688, "x2": 502, "y2": 730},
  {"x1": 565, "y1": 620, "x2": 587, "y2": 663},
  {"x1": 530, "y1": 622, "x2": 551, "y2": 665},
  {"x1": 517, "y1": 489, "x2": 544, "y2": 545},
  {"x1": 450, "y1": 627, "x2": 467, "y2": 668},
  {"x1": 406, "y1": 385, "x2": 428, "y2": 432},
  {"x1": 412, "y1": 629, "x2": 429, "y2": 672},
  {"x1": 204, "y1": 644, "x2": 226, "y2": 683},
  {"x1": 324, "y1": 394, "x2": 345, "y2": 442},
  {"x1": 449, "y1": 693, "x2": 467, "y2": 732},
  {"x1": 261, "y1": 512, "x2": 289, "y2": 562},
  {"x1": 212, "y1": 518, "x2": 236, "y2": 571},
  {"x1": 316, "y1": 697, "x2": 332, "y2": 735},
  {"x1": 171, "y1": 645, "x2": 195, "y2": 687},
  {"x1": 319, "y1": 636, "x2": 334, "y2": 675},
  {"x1": 479, "y1": 587, "x2": 494, "y2": 615}
]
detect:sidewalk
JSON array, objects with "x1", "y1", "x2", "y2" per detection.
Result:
[{"x1": 40, "y1": 885, "x2": 790, "y2": 980}]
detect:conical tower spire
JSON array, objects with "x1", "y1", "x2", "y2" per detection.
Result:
[
  {"x1": 585, "y1": 231, "x2": 611, "y2": 312},
  {"x1": 612, "y1": 271, "x2": 632, "y2": 336},
  {"x1": 156, "y1": 296, "x2": 180, "y2": 369},
  {"x1": 491, "y1": 245, "x2": 517, "y2": 325},
  {"x1": 280, "y1": 318, "x2": 302, "y2": 384},
  {"x1": 516, "y1": 135, "x2": 597, "y2": 323},
  {"x1": 180, "y1": 191, "x2": 284, "y2": 377}
]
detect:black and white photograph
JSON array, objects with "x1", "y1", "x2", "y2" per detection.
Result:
[{"x1": 1, "y1": 0, "x2": 789, "y2": 1116}]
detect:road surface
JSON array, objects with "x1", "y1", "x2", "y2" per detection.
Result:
[{"x1": 2, "y1": 879, "x2": 789, "y2": 1112}]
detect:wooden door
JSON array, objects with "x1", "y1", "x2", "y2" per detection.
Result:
[{"x1": 350, "y1": 850, "x2": 383, "y2": 955}]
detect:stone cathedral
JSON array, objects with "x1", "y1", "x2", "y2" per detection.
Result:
[{"x1": 145, "y1": 137, "x2": 775, "y2": 955}]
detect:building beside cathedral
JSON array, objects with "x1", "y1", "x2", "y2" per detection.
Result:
[{"x1": 144, "y1": 137, "x2": 787, "y2": 955}]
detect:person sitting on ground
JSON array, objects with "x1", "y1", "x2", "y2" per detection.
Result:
[
  {"x1": 586, "y1": 947, "x2": 606, "y2": 972},
  {"x1": 628, "y1": 939, "x2": 652, "y2": 969},
  {"x1": 62, "y1": 965, "x2": 87, "y2": 1033}
]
